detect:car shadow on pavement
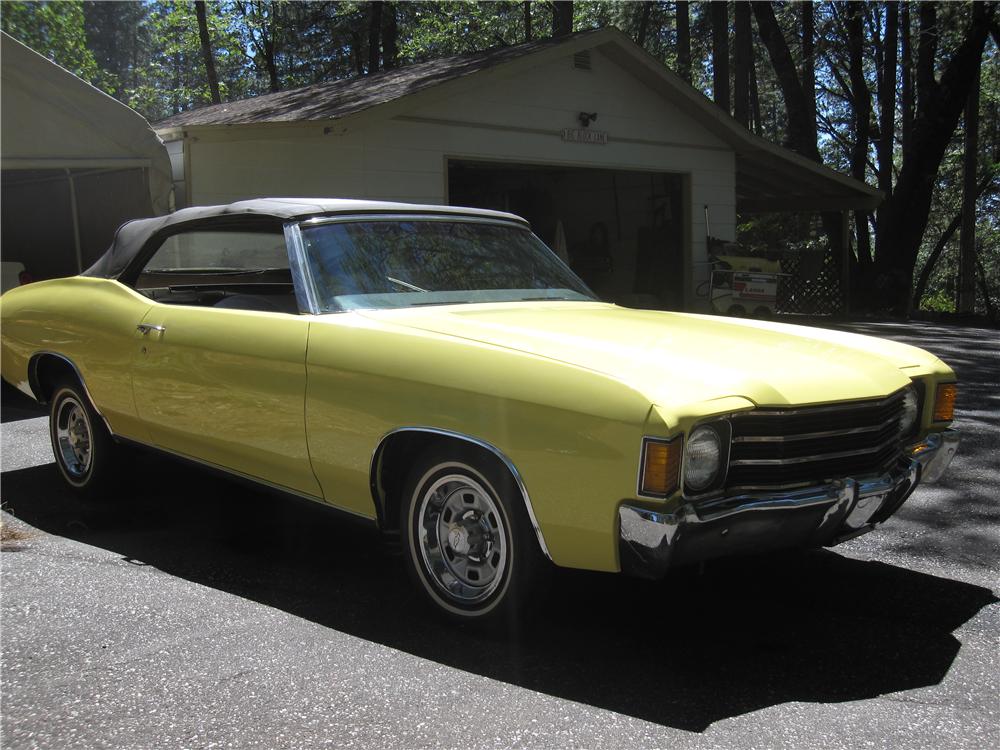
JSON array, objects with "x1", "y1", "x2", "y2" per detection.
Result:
[
  {"x1": 2, "y1": 454, "x2": 995, "y2": 733},
  {"x1": 1, "y1": 381, "x2": 45, "y2": 423}
]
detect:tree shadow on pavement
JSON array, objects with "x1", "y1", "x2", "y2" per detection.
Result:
[
  {"x1": 830, "y1": 322, "x2": 1000, "y2": 570},
  {"x1": 2, "y1": 455, "x2": 995, "y2": 733}
]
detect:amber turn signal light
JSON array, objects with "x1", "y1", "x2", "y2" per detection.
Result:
[
  {"x1": 933, "y1": 383, "x2": 957, "y2": 422},
  {"x1": 640, "y1": 437, "x2": 682, "y2": 497}
]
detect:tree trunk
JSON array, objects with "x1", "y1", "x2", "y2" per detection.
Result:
[
  {"x1": 524, "y1": 1, "x2": 532, "y2": 41},
  {"x1": 900, "y1": 3, "x2": 913, "y2": 155},
  {"x1": 877, "y1": 1, "x2": 897, "y2": 196},
  {"x1": 381, "y1": 2, "x2": 398, "y2": 69},
  {"x1": 710, "y1": 1, "x2": 730, "y2": 113},
  {"x1": 264, "y1": 48, "x2": 279, "y2": 92},
  {"x1": 368, "y1": 1, "x2": 383, "y2": 74},
  {"x1": 958, "y1": 69, "x2": 981, "y2": 312},
  {"x1": 676, "y1": 1, "x2": 691, "y2": 83},
  {"x1": 635, "y1": 1, "x2": 653, "y2": 48},
  {"x1": 351, "y1": 31, "x2": 365, "y2": 76},
  {"x1": 552, "y1": 1, "x2": 573, "y2": 37},
  {"x1": 847, "y1": 2, "x2": 872, "y2": 266},
  {"x1": 749, "y1": 50, "x2": 762, "y2": 134},
  {"x1": 912, "y1": 170, "x2": 995, "y2": 308},
  {"x1": 733, "y1": 2, "x2": 752, "y2": 127},
  {"x1": 752, "y1": 2, "x2": 842, "y2": 270},
  {"x1": 171, "y1": 50, "x2": 181, "y2": 114},
  {"x1": 874, "y1": 2, "x2": 995, "y2": 314},
  {"x1": 912, "y1": 212, "x2": 964, "y2": 310},
  {"x1": 752, "y1": 2, "x2": 818, "y2": 156},
  {"x1": 801, "y1": 1, "x2": 816, "y2": 133},
  {"x1": 195, "y1": 1, "x2": 222, "y2": 104}
]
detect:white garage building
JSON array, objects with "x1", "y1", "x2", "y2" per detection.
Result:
[
  {"x1": 1, "y1": 32, "x2": 172, "y2": 281},
  {"x1": 155, "y1": 28, "x2": 879, "y2": 312}
]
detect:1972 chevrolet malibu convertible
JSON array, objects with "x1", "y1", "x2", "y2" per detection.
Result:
[{"x1": 0, "y1": 199, "x2": 960, "y2": 623}]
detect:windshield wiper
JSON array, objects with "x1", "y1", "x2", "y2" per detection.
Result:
[
  {"x1": 519, "y1": 296, "x2": 572, "y2": 301},
  {"x1": 386, "y1": 276, "x2": 429, "y2": 293}
]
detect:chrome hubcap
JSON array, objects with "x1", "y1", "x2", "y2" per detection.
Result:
[
  {"x1": 417, "y1": 474, "x2": 508, "y2": 604},
  {"x1": 55, "y1": 397, "x2": 92, "y2": 478}
]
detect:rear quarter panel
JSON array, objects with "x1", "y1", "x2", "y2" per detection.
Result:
[{"x1": 1, "y1": 278, "x2": 152, "y2": 440}]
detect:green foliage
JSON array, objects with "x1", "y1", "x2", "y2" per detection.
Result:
[
  {"x1": 1, "y1": 0, "x2": 104, "y2": 85},
  {"x1": 919, "y1": 289, "x2": 956, "y2": 313}
]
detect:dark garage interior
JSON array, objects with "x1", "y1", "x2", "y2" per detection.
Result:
[
  {"x1": 1, "y1": 166, "x2": 154, "y2": 280},
  {"x1": 449, "y1": 160, "x2": 688, "y2": 310}
]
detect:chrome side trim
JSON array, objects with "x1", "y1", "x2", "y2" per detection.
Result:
[
  {"x1": 732, "y1": 415, "x2": 900, "y2": 443},
  {"x1": 370, "y1": 426, "x2": 553, "y2": 561},
  {"x1": 27, "y1": 351, "x2": 113, "y2": 434},
  {"x1": 117, "y1": 435, "x2": 375, "y2": 522},
  {"x1": 282, "y1": 221, "x2": 321, "y2": 315}
]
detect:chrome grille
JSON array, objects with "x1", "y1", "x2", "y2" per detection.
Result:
[{"x1": 726, "y1": 391, "x2": 906, "y2": 490}]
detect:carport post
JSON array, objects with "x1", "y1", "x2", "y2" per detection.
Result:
[
  {"x1": 841, "y1": 210, "x2": 851, "y2": 315},
  {"x1": 65, "y1": 168, "x2": 83, "y2": 273}
]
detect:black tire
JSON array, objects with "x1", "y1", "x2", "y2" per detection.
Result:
[
  {"x1": 400, "y1": 444, "x2": 549, "y2": 627},
  {"x1": 48, "y1": 378, "x2": 119, "y2": 499}
]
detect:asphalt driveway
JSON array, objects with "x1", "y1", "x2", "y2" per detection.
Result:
[{"x1": 1, "y1": 320, "x2": 997, "y2": 749}]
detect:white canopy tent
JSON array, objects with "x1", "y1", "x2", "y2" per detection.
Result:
[{"x1": 1, "y1": 32, "x2": 172, "y2": 278}]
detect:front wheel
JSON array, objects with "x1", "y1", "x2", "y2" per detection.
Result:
[
  {"x1": 49, "y1": 379, "x2": 119, "y2": 498},
  {"x1": 401, "y1": 446, "x2": 549, "y2": 626}
]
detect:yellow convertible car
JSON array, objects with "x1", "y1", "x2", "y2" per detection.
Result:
[{"x1": 0, "y1": 199, "x2": 960, "y2": 623}]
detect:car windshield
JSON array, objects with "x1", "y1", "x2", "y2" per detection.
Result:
[{"x1": 298, "y1": 218, "x2": 596, "y2": 312}]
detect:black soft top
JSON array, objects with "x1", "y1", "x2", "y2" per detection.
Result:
[{"x1": 84, "y1": 198, "x2": 527, "y2": 279}]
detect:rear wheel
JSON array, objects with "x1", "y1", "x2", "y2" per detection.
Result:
[
  {"x1": 49, "y1": 379, "x2": 119, "y2": 498},
  {"x1": 401, "y1": 445, "x2": 548, "y2": 626}
]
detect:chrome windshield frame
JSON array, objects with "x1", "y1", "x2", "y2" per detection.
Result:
[{"x1": 283, "y1": 221, "x2": 323, "y2": 314}]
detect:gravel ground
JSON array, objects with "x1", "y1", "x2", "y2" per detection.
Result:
[{"x1": 1, "y1": 320, "x2": 997, "y2": 749}]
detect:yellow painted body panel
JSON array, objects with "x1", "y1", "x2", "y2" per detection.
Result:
[
  {"x1": 1, "y1": 277, "x2": 153, "y2": 441},
  {"x1": 1, "y1": 282, "x2": 956, "y2": 573},
  {"x1": 132, "y1": 304, "x2": 320, "y2": 497}
]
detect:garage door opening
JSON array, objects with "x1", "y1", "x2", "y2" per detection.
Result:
[
  {"x1": 448, "y1": 160, "x2": 687, "y2": 310},
  {"x1": 1, "y1": 166, "x2": 154, "y2": 284}
]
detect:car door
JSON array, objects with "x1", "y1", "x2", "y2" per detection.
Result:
[{"x1": 128, "y1": 225, "x2": 321, "y2": 498}]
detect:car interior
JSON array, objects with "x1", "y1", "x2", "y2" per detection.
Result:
[{"x1": 132, "y1": 228, "x2": 301, "y2": 313}]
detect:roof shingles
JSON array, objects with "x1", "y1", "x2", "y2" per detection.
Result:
[{"x1": 155, "y1": 31, "x2": 599, "y2": 129}]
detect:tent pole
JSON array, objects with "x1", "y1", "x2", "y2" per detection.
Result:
[{"x1": 66, "y1": 168, "x2": 83, "y2": 273}]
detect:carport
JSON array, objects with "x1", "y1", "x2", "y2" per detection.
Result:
[{"x1": 0, "y1": 33, "x2": 172, "y2": 280}]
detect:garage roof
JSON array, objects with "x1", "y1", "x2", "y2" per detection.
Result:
[
  {"x1": 1, "y1": 32, "x2": 173, "y2": 215},
  {"x1": 155, "y1": 28, "x2": 880, "y2": 213}
]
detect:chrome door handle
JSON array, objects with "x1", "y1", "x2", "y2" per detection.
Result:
[{"x1": 136, "y1": 323, "x2": 166, "y2": 335}]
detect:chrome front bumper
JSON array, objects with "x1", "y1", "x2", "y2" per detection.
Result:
[{"x1": 618, "y1": 430, "x2": 959, "y2": 579}]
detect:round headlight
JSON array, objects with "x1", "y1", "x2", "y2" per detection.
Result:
[
  {"x1": 684, "y1": 425, "x2": 722, "y2": 492},
  {"x1": 899, "y1": 386, "x2": 919, "y2": 437}
]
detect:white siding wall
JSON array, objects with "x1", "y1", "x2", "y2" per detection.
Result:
[{"x1": 184, "y1": 47, "x2": 737, "y2": 307}]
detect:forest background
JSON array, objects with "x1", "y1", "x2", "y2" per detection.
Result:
[{"x1": 2, "y1": 1, "x2": 997, "y2": 318}]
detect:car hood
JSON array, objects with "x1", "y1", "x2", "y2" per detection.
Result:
[{"x1": 360, "y1": 302, "x2": 940, "y2": 411}]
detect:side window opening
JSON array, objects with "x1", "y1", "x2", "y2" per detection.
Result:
[{"x1": 135, "y1": 229, "x2": 300, "y2": 314}]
